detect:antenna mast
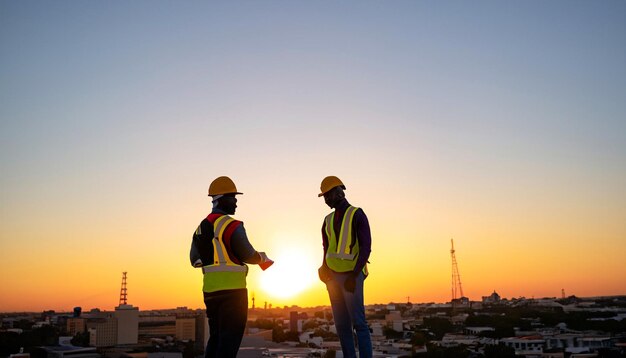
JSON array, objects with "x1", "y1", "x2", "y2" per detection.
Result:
[
  {"x1": 119, "y1": 272, "x2": 128, "y2": 306},
  {"x1": 451, "y1": 239, "x2": 464, "y2": 300}
]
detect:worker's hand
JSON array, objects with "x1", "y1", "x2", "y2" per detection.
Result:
[
  {"x1": 344, "y1": 272, "x2": 357, "y2": 293},
  {"x1": 258, "y1": 252, "x2": 274, "y2": 271},
  {"x1": 318, "y1": 265, "x2": 331, "y2": 283},
  {"x1": 192, "y1": 259, "x2": 204, "y2": 268}
]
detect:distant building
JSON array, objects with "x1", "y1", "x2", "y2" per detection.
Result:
[
  {"x1": 464, "y1": 327, "x2": 494, "y2": 335},
  {"x1": 175, "y1": 317, "x2": 195, "y2": 341},
  {"x1": 385, "y1": 311, "x2": 401, "y2": 323},
  {"x1": 385, "y1": 311, "x2": 403, "y2": 332},
  {"x1": 451, "y1": 297, "x2": 470, "y2": 308},
  {"x1": 88, "y1": 317, "x2": 118, "y2": 347},
  {"x1": 544, "y1": 333, "x2": 614, "y2": 353},
  {"x1": 450, "y1": 313, "x2": 469, "y2": 325},
  {"x1": 114, "y1": 304, "x2": 139, "y2": 345},
  {"x1": 438, "y1": 333, "x2": 479, "y2": 348},
  {"x1": 298, "y1": 332, "x2": 323, "y2": 348},
  {"x1": 139, "y1": 316, "x2": 176, "y2": 338},
  {"x1": 67, "y1": 318, "x2": 86, "y2": 336},
  {"x1": 195, "y1": 315, "x2": 208, "y2": 351},
  {"x1": 289, "y1": 311, "x2": 298, "y2": 332},
  {"x1": 482, "y1": 291, "x2": 501, "y2": 304},
  {"x1": 501, "y1": 336, "x2": 545, "y2": 356}
]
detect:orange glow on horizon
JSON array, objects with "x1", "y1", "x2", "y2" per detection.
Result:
[{"x1": 2, "y1": 0, "x2": 626, "y2": 314}]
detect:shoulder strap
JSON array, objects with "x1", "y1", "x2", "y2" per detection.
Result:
[{"x1": 206, "y1": 213, "x2": 243, "y2": 265}]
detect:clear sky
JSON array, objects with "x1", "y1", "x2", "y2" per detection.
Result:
[{"x1": 1, "y1": 1, "x2": 625, "y2": 312}]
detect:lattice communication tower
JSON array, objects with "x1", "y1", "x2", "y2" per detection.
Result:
[
  {"x1": 119, "y1": 272, "x2": 128, "y2": 306},
  {"x1": 450, "y1": 239, "x2": 464, "y2": 300}
]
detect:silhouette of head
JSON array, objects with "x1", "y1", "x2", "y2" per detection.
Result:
[
  {"x1": 214, "y1": 193, "x2": 238, "y2": 214},
  {"x1": 208, "y1": 176, "x2": 242, "y2": 215},
  {"x1": 323, "y1": 186, "x2": 345, "y2": 209},
  {"x1": 319, "y1": 176, "x2": 346, "y2": 209}
]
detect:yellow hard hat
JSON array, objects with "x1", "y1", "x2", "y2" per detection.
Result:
[
  {"x1": 318, "y1": 176, "x2": 345, "y2": 197},
  {"x1": 208, "y1": 176, "x2": 243, "y2": 196}
]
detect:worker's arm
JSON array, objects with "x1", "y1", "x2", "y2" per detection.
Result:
[
  {"x1": 352, "y1": 208, "x2": 372, "y2": 274},
  {"x1": 230, "y1": 223, "x2": 267, "y2": 265},
  {"x1": 321, "y1": 221, "x2": 329, "y2": 266},
  {"x1": 318, "y1": 222, "x2": 332, "y2": 282}
]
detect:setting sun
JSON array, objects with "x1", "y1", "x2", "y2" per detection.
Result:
[{"x1": 259, "y1": 246, "x2": 318, "y2": 299}]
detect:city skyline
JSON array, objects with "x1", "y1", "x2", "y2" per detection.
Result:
[
  {"x1": 0, "y1": 270, "x2": 622, "y2": 313},
  {"x1": 4, "y1": 290, "x2": 624, "y2": 356},
  {"x1": 1, "y1": 1, "x2": 625, "y2": 312}
]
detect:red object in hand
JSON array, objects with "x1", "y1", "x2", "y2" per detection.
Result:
[
  {"x1": 258, "y1": 252, "x2": 274, "y2": 271},
  {"x1": 259, "y1": 259, "x2": 274, "y2": 271}
]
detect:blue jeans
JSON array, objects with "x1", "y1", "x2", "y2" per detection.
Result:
[{"x1": 326, "y1": 271, "x2": 372, "y2": 358}]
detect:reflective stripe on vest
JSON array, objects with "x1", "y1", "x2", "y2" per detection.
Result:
[
  {"x1": 202, "y1": 215, "x2": 247, "y2": 273},
  {"x1": 326, "y1": 206, "x2": 358, "y2": 260},
  {"x1": 201, "y1": 215, "x2": 247, "y2": 293},
  {"x1": 325, "y1": 206, "x2": 368, "y2": 273}
]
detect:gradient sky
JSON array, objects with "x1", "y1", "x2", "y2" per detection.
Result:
[{"x1": 1, "y1": 1, "x2": 625, "y2": 312}]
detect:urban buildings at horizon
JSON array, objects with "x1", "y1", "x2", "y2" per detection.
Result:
[{"x1": 3, "y1": 292, "x2": 626, "y2": 357}]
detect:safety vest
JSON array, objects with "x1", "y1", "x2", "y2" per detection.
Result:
[
  {"x1": 324, "y1": 206, "x2": 368, "y2": 275},
  {"x1": 199, "y1": 213, "x2": 248, "y2": 293}
]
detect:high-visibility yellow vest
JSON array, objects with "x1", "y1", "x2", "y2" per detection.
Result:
[
  {"x1": 324, "y1": 206, "x2": 368, "y2": 275},
  {"x1": 200, "y1": 214, "x2": 248, "y2": 293}
]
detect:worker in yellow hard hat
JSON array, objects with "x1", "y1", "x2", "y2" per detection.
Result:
[
  {"x1": 190, "y1": 176, "x2": 272, "y2": 358},
  {"x1": 317, "y1": 176, "x2": 373, "y2": 358}
]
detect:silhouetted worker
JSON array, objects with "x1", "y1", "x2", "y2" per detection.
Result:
[
  {"x1": 317, "y1": 176, "x2": 373, "y2": 358},
  {"x1": 190, "y1": 176, "x2": 272, "y2": 358}
]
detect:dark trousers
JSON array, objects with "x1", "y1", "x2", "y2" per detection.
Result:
[{"x1": 203, "y1": 288, "x2": 248, "y2": 358}]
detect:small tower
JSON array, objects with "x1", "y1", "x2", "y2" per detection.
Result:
[
  {"x1": 450, "y1": 239, "x2": 464, "y2": 301},
  {"x1": 251, "y1": 292, "x2": 256, "y2": 310},
  {"x1": 115, "y1": 271, "x2": 138, "y2": 345},
  {"x1": 119, "y1": 272, "x2": 128, "y2": 306}
]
